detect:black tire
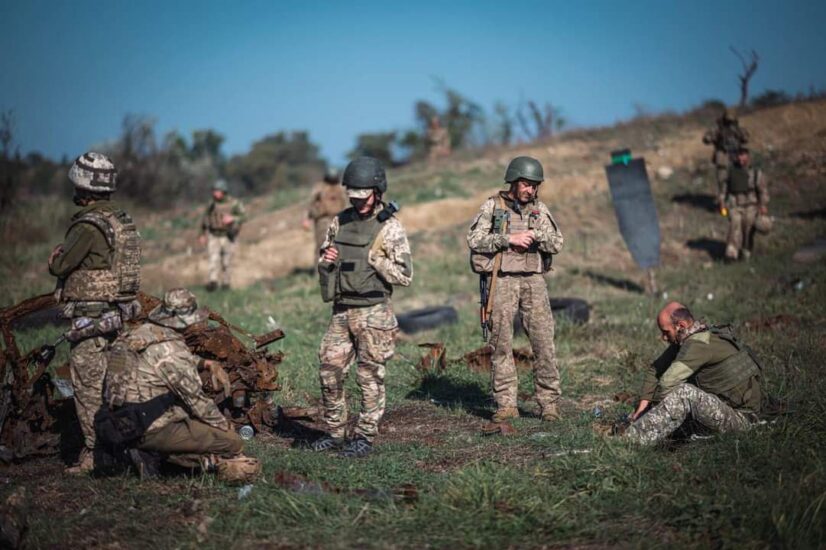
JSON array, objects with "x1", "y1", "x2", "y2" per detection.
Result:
[
  {"x1": 397, "y1": 306, "x2": 459, "y2": 334},
  {"x1": 513, "y1": 297, "x2": 590, "y2": 335}
]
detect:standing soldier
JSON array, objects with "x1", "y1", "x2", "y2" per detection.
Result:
[
  {"x1": 703, "y1": 107, "x2": 750, "y2": 193},
  {"x1": 48, "y1": 152, "x2": 142, "y2": 473},
  {"x1": 312, "y1": 157, "x2": 412, "y2": 457},
  {"x1": 467, "y1": 156, "x2": 564, "y2": 424},
  {"x1": 427, "y1": 115, "x2": 451, "y2": 161},
  {"x1": 720, "y1": 147, "x2": 770, "y2": 261},
  {"x1": 199, "y1": 179, "x2": 245, "y2": 291},
  {"x1": 304, "y1": 167, "x2": 347, "y2": 254}
]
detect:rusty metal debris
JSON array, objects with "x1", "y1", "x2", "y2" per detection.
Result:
[
  {"x1": 415, "y1": 342, "x2": 535, "y2": 375},
  {"x1": 0, "y1": 291, "x2": 284, "y2": 460}
]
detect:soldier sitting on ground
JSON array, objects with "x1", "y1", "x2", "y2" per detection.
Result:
[
  {"x1": 623, "y1": 301, "x2": 763, "y2": 444},
  {"x1": 96, "y1": 288, "x2": 260, "y2": 481}
]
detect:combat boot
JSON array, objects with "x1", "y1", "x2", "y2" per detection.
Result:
[
  {"x1": 65, "y1": 447, "x2": 94, "y2": 474},
  {"x1": 206, "y1": 281, "x2": 218, "y2": 292},
  {"x1": 311, "y1": 435, "x2": 344, "y2": 452},
  {"x1": 540, "y1": 403, "x2": 561, "y2": 422},
  {"x1": 338, "y1": 436, "x2": 372, "y2": 458},
  {"x1": 127, "y1": 448, "x2": 162, "y2": 479},
  {"x1": 491, "y1": 407, "x2": 519, "y2": 423}
]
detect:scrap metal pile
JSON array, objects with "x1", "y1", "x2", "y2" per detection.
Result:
[{"x1": 0, "y1": 292, "x2": 284, "y2": 461}]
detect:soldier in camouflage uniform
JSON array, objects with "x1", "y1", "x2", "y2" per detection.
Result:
[
  {"x1": 703, "y1": 108, "x2": 750, "y2": 192},
  {"x1": 312, "y1": 157, "x2": 412, "y2": 458},
  {"x1": 720, "y1": 147, "x2": 770, "y2": 261},
  {"x1": 427, "y1": 116, "x2": 451, "y2": 161},
  {"x1": 304, "y1": 167, "x2": 347, "y2": 254},
  {"x1": 100, "y1": 289, "x2": 260, "y2": 481},
  {"x1": 467, "y1": 156, "x2": 564, "y2": 424},
  {"x1": 199, "y1": 179, "x2": 245, "y2": 291},
  {"x1": 48, "y1": 152, "x2": 142, "y2": 473},
  {"x1": 625, "y1": 302, "x2": 762, "y2": 445}
]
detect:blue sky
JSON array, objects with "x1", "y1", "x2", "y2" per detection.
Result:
[{"x1": 2, "y1": 0, "x2": 825, "y2": 164}]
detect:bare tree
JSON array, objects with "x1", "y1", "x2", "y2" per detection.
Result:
[
  {"x1": 517, "y1": 100, "x2": 565, "y2": 140},
  {"x1": 0, "y1": 110, "x2": 19, "y2": 212},
  {"x1": 730, "y1": 47, "x2": 759, "y2": 108}
]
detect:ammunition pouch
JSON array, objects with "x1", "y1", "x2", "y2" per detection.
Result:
[
  {"x1": 318, "y1": 261, "x2": 338, "y2": 303},
  {"x1": 95, "y1": 393, "x2": 177, "y2": 447},
  {"x1": 65, "y1": 310, "x2": 123, "y2": 343}
]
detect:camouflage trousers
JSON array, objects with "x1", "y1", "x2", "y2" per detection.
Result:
[
  {"x1": 625, "y1": 383, "x2": 754, "y2": 445},
  {"x1": 725, "y1": 204, "x2": 758, "y2": 260},
  {"x1": 207, "y1": 233, "x2": 236, "y2": 286},
  {"x1": 70, "y1": 336, "x2": 109, "y2": 449},
  {"x1": 489, "y1": 274, "x2": 561, "y2": 413},
  {"x1": 318, "y1": 302, "x2": 398, "y2": 441},
  {"x1": 140, "y1": 417, "x2": 243, "y2": 469},
  {"x1": 313, "y1": 216, "x2": 334, "y2": 255}
]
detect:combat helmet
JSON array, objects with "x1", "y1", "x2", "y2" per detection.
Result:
[
  {"x1": 212, "y1": 179, "x2": 229, "y2": 192},
  {"x1": 342, "y1": 156, "x2": 387, "y2": 198},
  {"x1": 324, "y1": 166, "x2": 340, "y2": 184},
  {"x1": 504, "y1": 156, "x2": 544, "y2": 184},
  {"x1": 722, "y1": 107, "x2": 738, "y2": 122},
  {"x1": 68, "y1": 152, "x2": 118, "y2": 193}
]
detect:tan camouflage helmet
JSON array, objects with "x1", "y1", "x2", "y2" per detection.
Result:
[
  {"x1": 148, "y1": 288, "x2": 208, "y2": 329},
  {"x1": 68, "y1": 152, "x2": 118, "y2": 192},
  {"x1": 215, "y1": 455, "x2": 261, "y2": 483},
  {"x1": 754, "y1": 213, "x2": 773, "y2": 235}
]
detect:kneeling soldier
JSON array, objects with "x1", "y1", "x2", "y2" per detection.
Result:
[
  {"x1": 97, "y1": 288, "x2": 260, "y2": 481},
  {"x1": 625, "y1": 302, "x2": 762, "y2": 444},
  {"x1": 313, "y1": 157, "x2": 412, "y2": 457}
]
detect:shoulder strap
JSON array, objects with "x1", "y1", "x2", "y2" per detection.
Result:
[{"x1": 68, "y1": 210, "x2": 116, "y2": 247}]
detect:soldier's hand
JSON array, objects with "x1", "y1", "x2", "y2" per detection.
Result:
[
  {"x1": 204, "y1": 359, "x2": 232, "y2": 397},
  {"x1": 321, "y1": 247, "x2": 339, "y2": 262},
  {"x1": 302, "y1": 218, "x2": 312, "y2": 230},
  {"x1": 759, "y1": 205, "x2": 768, "y2": 215},
  {"x1": 48, "y1": 244, "x2": 63, "y2": 266},
  {"x1": 198, "y1": 234, "x2": 207, "y2": 247},
  {"x1": 508, "y1": 231, "x2": 534, "y2": 250},
  {"x1": 222, "y1": 214, "x2": 235, "y2": 226}
]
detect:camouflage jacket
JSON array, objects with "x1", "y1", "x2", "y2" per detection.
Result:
[
  {"x1": 201, "y1": 196, "x2": 246, "y2": 235},
  {"x1": 703, "y1": 122, "x2": 750, "y2": 164},
  {"x1": 108, "y1": 322, "x2": 229, "y2": 434},
  {"x1": 467, "y1": 191, "x2": 563, "y2": 255},
  {"x1": 319, "y1": 204, "x2": 413, "y2": 287}
]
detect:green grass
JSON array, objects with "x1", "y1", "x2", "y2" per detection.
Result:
[{"x1": 2, "y1": 132, "x2": 826, "y2": 548}]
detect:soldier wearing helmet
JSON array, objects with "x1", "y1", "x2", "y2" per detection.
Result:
[
  {"x1": 427, "y1": 115, "x2": 451, "y2": 161},
  {"x1": 703, "y1": 107, "x2": 750, "y2": 193},
  {"x1": 48, "y1": 151, "x2": 142, "y2": 473},
  {"x1": 98, "y1": 288, "x2": 260, "y2": 482},
  {"x1": 312, "y1": 157, "x2": 412, "y2": 458},
  {"x1": 198, "y1": 179, "x2": 245, "y2": 291},
  {"x1": 467, "y1": 156, "x2": 564, "y2": 426},
  {"x1": 304, "y1": 167, "x2": 347, "y2": 254},
  {"x1": 721, "y1": 147, "x2": 770, "y2": 261}
]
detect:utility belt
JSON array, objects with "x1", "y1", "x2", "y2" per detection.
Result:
[
  {"x1": 95, "y1": 393, "x2": 177, "y2": 447},
  {"x1": 61, "y1": 300, "x2": 140, "y2": 343}
]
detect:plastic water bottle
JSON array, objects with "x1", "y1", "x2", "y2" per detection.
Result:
[
  {"x1": 238, "y1": 425, "x2": 255, "y2": 440},
  {"x1": 593, "y1": 406, "x2": 603, "y2": 418}
]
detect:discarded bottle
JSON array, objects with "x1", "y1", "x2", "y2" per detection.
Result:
[
  {"x1": 238, "y1": 425, "x2": 255, "y2": 440},
  {"x1": 593, "y1": 406, "x2": 603, "y2": 418}
]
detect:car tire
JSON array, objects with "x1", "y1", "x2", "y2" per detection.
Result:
[{"x1": 397, "y1": 306, "x2": 459, "y2": 334}]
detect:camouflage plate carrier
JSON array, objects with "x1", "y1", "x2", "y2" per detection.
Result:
[
  {"x1": 333, "y1": 208, "x2": 393, "y2": 306},
  {"x1": 62, "y1": 209, "x2": 141, "y2": 302}
]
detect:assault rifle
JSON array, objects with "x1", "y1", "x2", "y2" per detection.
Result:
[{"x1": 479, "y1": 274, "x2": 491, "y2": 340}]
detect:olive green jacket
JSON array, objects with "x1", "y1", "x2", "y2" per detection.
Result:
[{"x1": 49, "y1": 201, "x2": 118, "y2": 277}]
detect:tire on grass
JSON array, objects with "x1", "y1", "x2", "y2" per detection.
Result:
[{"x1": 397, "y1": 306, "x2": 459, "y2": 334}]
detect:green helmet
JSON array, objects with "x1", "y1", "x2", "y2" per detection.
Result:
[
  {"x1": 504, "y1": 156, "x2": 544, "y2": 184},
  {"x1": 212, "y1": 179, "x2": 229, "y2": 192},
  {"x1": 68, "y1": 152, "x2": 117, "y2": 192},
  {"x1": 342, "y1": 157, "x2": 387, "y2": 193},
  {"x1": 722, "y1": 108, "x2": 738, "y2": 122}
]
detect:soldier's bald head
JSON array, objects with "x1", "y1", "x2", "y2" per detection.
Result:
[{"x1": 657, "y1": 302, "x2": 695, "y2": 344}]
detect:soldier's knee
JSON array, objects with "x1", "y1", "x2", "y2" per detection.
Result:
[{"x1": 319, "y1": 363, "x2": 345, "y2": 389}]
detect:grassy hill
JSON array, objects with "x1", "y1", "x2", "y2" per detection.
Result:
[{"x1": 1, "y1": 100, "x2": 825, "y2": 547}]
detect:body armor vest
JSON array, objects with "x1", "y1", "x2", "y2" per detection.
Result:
[
  {"x1": 207, "y1": 199, "x2": 237, "y2": 233},
  {"x1": 471, "y1": 195, "x2": 547, "y2": 274},
  {"x1": 62, "y1": 209, "x2": 141, "y2": 303},
  {"x1": 728, "y1": 167, "x2": 756, "y2": 195},
  {"x1": 691, "y1": 326, "x2": 762, "y2": 409},
  {"x1": 334, "y1": 208, "x2": 391, "y2": 307}
]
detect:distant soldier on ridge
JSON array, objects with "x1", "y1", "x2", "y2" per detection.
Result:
[
  {"x1": 703, "y1": 107, "x2": 750, "y2": 192},
  {"x1": 199, "y1": 179, "x2": 245, "y2": 291},
  {"x1": 427, "y1": 115, "x2": 451, "y2": 161},
  {"x1": 304, "y1": 167, "x2": 347, "y2": 255}
]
